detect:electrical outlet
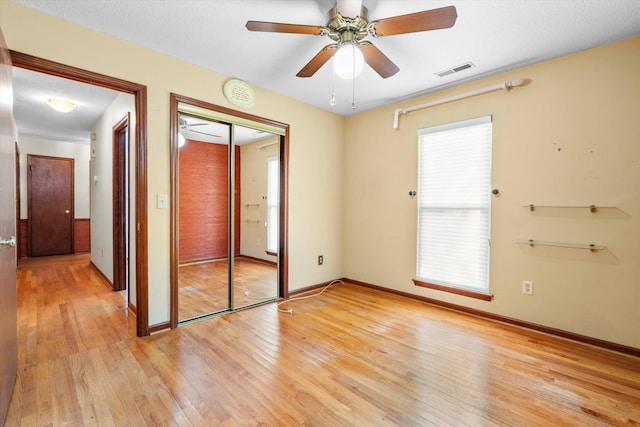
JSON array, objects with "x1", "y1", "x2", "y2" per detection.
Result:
[
  {"x1": 318, "y1": 255, "x2": 323, "y2": 265},
  {"x1": 522, "y1": 280, "x2": 533, "y2": 295}
]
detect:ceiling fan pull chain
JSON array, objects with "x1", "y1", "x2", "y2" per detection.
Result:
[
  {"x1": 330, "y1": 66, "x2": 337, "y2": 107},
  {"x1": 352, "y1": 50, "x2": 356, "y2": 110}
]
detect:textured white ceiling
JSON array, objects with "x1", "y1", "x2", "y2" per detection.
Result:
[
  {"x1": 10, "y1": 0, "x2": 640, "y2": 141},
  {"x1": 12, "y1": 67, "x2": 120, "y2": 143}
]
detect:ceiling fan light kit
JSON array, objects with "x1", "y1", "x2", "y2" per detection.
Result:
[
  {"x1": 246, "y1": 2, "x2": 458, "y2": 81},
  {"x1": 333, "y1": 34, "x2": 364, "y2": 79}
]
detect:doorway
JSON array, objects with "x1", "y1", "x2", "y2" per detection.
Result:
[
  {"x1": 27, "y1": 154, "x2": 74, "y2": 256},
  {"x1": 169, "y1": 94, "x2": 289, "y2": 327},
  {"x1": 10, "y1": 50, "x2": 149, "y2": 337}
]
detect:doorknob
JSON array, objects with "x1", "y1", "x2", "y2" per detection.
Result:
[
  {"x1": 65, "y1": 210, "x2": 70, "y2": 214},
  {"x1": 0, "y1": 236, "x2": 16, "y2": 247}
]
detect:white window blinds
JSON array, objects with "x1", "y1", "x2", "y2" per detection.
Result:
[{"x1": 416, "y1": 116, "x2": 492, "y2": 291}]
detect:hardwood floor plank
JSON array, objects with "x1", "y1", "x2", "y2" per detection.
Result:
[
  {"x1": 7, "y1": 254, "x2": 640, "y2": 426},
  {"x1": 178, "y1": 257, "x2": 277, "y2": 321}
]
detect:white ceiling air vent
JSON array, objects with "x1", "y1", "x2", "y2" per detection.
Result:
[{"x1": 435, "y1": 62, "x2": 475, "y2": 77}]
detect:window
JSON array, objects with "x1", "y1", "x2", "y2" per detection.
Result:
[
  {"x1": 415, "y1": 116, "x2": 492, "y2": 299},
  {"x1": 266, "y1": 156, "x2": 279, "y2": 254}
]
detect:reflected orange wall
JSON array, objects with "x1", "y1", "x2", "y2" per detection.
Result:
[{"x1": 178, "y1": 140, "x2": 240, "y2": 263}]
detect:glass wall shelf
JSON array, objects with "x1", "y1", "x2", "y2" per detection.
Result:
[
  {"x1": 515, "y1": 239, "x2": 604, "y2": 252},
  {"x1": 242, "y1": 219, "x2": 261, "y2": 224},
  {"x1": 523, "y1": 204, "x2": 615, "y2": 213}
]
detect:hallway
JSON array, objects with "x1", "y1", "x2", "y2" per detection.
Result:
[{"x1": 9, "y1": 254, "x2": 136, "y2": 425}]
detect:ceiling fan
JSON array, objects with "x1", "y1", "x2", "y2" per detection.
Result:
[
  {"x1": 179, "y1": 116, "x2": 221, "y2": 139},
  {"x1": 246, "y1": 0, "x2": 457, "y2": 79}
]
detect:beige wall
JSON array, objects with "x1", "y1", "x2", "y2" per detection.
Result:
[
  {"x1": 17, "y1": 135, "x2": 90, "y2": 219},
  {"x1": 343, "y1": 37, "x2": 640, "y2": 348},
  {"x1": 240, "y1": 136, "x2": 279, "y2": 262},
  {"x1": 90, "y1": 92, "x2": 136, "y2": 304},
  {"x1": 0, "y1": 1, "x2": 344, "y2": 326}
]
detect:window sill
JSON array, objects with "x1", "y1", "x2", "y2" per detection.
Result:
[{"x1": 413, "y1": 279, "x2": 493, "y2": 301}]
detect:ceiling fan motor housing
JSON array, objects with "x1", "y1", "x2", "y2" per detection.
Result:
[{"x1": 326, "y1": 6, "x2": 370, "y2": 43}]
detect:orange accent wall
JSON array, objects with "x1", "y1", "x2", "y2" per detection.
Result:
[{"x1": 179, "y1": 140, "x2": 240, "y2": 263}]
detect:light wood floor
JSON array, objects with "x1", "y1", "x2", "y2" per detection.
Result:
[
  {"x1": 178, "y1": 257, "x2": 277, "y2": 321},
  {"x1": 6, "y1": 254, "x2": 640, "y2": 426}
]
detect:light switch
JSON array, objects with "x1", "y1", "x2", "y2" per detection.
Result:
[{"x1": 157, "y1": 194, "x2": 168, "y2": 209}]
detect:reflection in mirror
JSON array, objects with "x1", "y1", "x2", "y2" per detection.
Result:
[
  {"x1": 234, "y1": 127, "x2": 279, "y2": 309},
  {"x1": 177, "y1": 114, "x2": 231, "y2": 321},
  {"x1": 175, "y1": 110, "x2": 280, "y2": 323}
]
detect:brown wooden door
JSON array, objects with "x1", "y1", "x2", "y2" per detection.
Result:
[
  {"x1": 0, "y1": 27, "x2": 18, "y2": 425},
  {"x1": 28, "y1": 155, "x2": 74, "y2": 257}
]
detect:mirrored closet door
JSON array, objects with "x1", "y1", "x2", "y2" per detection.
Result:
[
  {"x1": 175, "y1": 116, "x2": 232, "y2": 319},
  {"x1": 170, "y1": 95, "x2": 288, "y2": 326}
]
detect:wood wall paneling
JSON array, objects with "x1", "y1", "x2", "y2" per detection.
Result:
[
  {"x1": 74, "y1": 219, "x2": 90, "y2": 253},
  {"x1": 19, "y1": 220, "x2": 27, "y2": 259},
  {"x1": 179, "y1": 140, "x2": 240, "y2": 263},
  {"x1": 234, "y1": 148, "x2": 241, "y2": 257},
  {"x1": 19, "y1": 219, "x2": 90, "y2": 257}
]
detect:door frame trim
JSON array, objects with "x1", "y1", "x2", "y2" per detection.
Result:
[
  {"x1": 15, "y1": 142, "x2": 20, "y2": 263},
  {"x1": 10, "y1": 50, "x2": 149, "y2": 337},
  {"x1": 112, "y1": 113, "x2": 130, "y2": 292},
  {"x1": 169, "y1": 93, "x2": 289, "y2": 328}
]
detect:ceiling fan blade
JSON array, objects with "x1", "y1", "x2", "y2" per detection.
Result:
[
  {"x1": 189, "y1": 129, "x2": 222, "y2": 138},
  {"x1": 296, "y1": 44, "x2": 337, "y2": 78},
  {"x1": 246, "y1": 21, "x2": 327, "y2": 35},
  {"x1": 371, "y1": 5, "x2": 458, "y2": 37},
  {"x1": 337, "y1": 0, "x2": 362, "y2": 18},
  {"x1": 360, "y1": 42, "x2": 399, "y2": 78},
  {"x1": 180, "y1": 115, "x2": 211, "y2": 128}
]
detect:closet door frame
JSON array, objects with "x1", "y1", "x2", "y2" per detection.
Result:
[{"x1": 169, "y1": 93, "x2": 289, "y2": 328}]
